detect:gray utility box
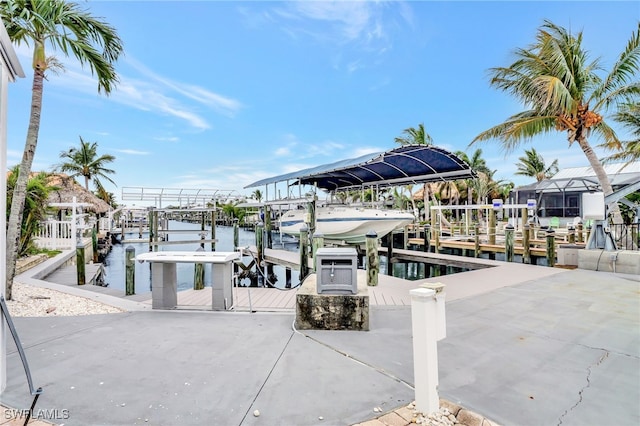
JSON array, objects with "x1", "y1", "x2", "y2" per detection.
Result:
[{"x1": 316, "y1": 247, "x2": 358, "y2": 294}]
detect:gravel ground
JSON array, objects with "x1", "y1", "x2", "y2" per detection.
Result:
[{"x1": 5, "y1": 282, "x2": 124, "y2": 317}]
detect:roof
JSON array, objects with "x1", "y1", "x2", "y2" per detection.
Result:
[
  {"x1": 244, "y1": 145, "x2": 476, "y2": 191},
  {"x1": 515, "y1": 161, "x2": 640, "y2": 193},
  {"x1": 46, "y1": 174, "x2": 112, "y2": 214}
]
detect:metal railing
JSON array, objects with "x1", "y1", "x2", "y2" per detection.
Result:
[
  {"x1": 610, "y1": 223, "x2": 639, "y2": 251},
  {"x1": 0, "y1": 295, "x2": 43, "y2": 425}
]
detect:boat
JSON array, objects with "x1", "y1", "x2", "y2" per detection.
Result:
[{"x1": 279, "y1": 205, "x2": 415, "y2": 244}]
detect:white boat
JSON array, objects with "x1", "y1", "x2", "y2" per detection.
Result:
[{"x1": 279, "y1": 206, "x2": 415, "y2": 244}]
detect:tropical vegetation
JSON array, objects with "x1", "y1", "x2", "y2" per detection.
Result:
[
  {"x1": 471, "y1": 20, "x2": 640, "y2": 225},
  {"x1": 1, "y1": 0, "x2": 123, "y2": 299},
  {"x1": 6, "y1": 166, "x2": 56, "y2": 257}
]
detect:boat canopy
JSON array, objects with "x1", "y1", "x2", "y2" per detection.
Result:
[{"x1": 245, "y1": 145, "x2": 476, "y2": 191}]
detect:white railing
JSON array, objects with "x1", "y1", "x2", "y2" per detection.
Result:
[{"x1": 34, "y1": 220, "x2": 74, "y2": 250}]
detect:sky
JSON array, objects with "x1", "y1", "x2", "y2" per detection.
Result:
[{"x1": 5, "y1": 0, "x2": 640, "y2": 207}]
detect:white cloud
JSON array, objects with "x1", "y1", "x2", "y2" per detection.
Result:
[{"x1": 114, "y1": 149, "x2": 149, "y2": 155}]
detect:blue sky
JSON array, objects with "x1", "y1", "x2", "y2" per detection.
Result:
[{"x1": 5, "y1": 0, "x2": 640, "y2": 206}]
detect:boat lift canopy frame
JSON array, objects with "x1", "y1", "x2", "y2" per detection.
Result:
[{"x1": 244, "y1": 145, "x2": 477, "y2": 196}]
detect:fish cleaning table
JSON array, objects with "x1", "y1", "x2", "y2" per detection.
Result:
[{"x1": 136, "y1": 251, "x2": 240, "y2": 310}]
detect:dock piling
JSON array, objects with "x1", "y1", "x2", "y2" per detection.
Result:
[
  {"x1": 523, "y1": 224, "x2": 531, "y2": 264},
  {"x1": 299, "y1": 224, "x2": 310, "y2": 282},
  {"x1": 505, "y1": 224, "x2": 514, "y2": 262},
  {"x1": 546, "y1": 229, "x2": 556, "y2": 267},
  {"x1": 366, "y1": 231, "x2": 379, "y2": 286},
  {"x1": 125, "y1": 245, "x2": 135, "y2": 295}
]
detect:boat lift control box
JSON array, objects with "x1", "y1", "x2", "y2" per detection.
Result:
[{"x1": 316, "y1": 248, "x2": 358, "y2": 294}]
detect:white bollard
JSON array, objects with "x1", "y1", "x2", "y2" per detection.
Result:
[
  {"x1": 410, "y1": 287, "x2": 440, "y2": 414},
  {"x1": 420, "y1": 283, "x2": 446, "y2": 341}
]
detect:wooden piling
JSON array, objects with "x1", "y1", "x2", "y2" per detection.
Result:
[
  {"x1": 299, "y1": 224, "x2": 310, "y2": 282},
  {"x1": 256, "y1": 222, "x2": 264, "y2": 271},
  {"x1": 92, "y1": 227, "x2": 98, "y2": 263},
  {"x1": 125, "y1": 245, "x2": 135, "y2": 295},
  {"x1": 474, "y1": 223, "x2": 480, "y2": 258},
  {"x1": 488, "y1": 209, "x2": 496, "y2": 245},
  {"x1": 194, "y1": 252, "x2": 205, "y2": 291},
  {"x1": 265, "y1": 205, "x2": 273, "y2": 249},
  {"x1": 505, "y1": 224, "x2": 514, "y2": 262},
  {"x1": 546, "y1": 229, "x2": 556, "y2": 267},
  {"x1": 521, "y1": 208, "x2": 528, "y2": 234},
  {"x1": 312, "y1": 233, "x2": 324, "y2": 272},
  {"x1": 386, "y1": 233, "x2": 393, "y2": 276},
  {"x1": 403, "y1": 226, "x2": 409, "y2": 249},
  {"x1": 285, "y1": 268, "x2": 292, "y2": 288},
  {"x1": 76, "y1": 243, "x2": 85, "y2": 286},
  {"x1": 423, "y1": 224, "x2": 431, "y2": 253},
  {"x1": 211, "y1": 210, "x2": 216, "y2": 251},
  {"x1": 523, "y1": 224, "x2": 531, "y2": 265},
  {"x1": 366, "y1": 231, "x2": 379, "y2": 286},
  {"x1": 568, "y1": 225, "x2": 575, "y2": 244},
  {"x1": 233, "y1": 219, "x2": 239, "y2": 249},
  {"x1": 577, "y1": 221, "x2": 584, "y2": 243},
  {"x1": 434, "y1": 223, "x2": 440, "y2": 253}
]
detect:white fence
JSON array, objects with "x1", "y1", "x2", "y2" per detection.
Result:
[{"x1": 34, "y1": 220, "x2": 74, "y2": 250}]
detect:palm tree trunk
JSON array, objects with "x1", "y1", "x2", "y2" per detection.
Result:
[
  {"x1": 5, "y1": 70, "x2": 44, "y2": 300},
  {"x1": 577, "y1": 136, "x2": 624, "y2": 225}
]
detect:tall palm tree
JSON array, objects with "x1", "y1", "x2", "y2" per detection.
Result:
[
  {"x1": 602, "y1": 102, "x2": 640, "y2": 167},
  {"x1": 394, "y1": 123, "x2": 434, "y2": 220},
  {"x1": 251, "y1": 189, "x2": 263, "y2": 203},
  {"x1": 56, "y1": 136, "x2": 116, "y2": 190},
  {"x1": 1, "y1": 0, "x2": 123, "y2": 299},
  {"x1": 94, "y1": 180, "x2": 118, "y2": 209},
  {"x1": 471, "y1": 20, "x2": 640, "y2": 225},
  {"x1": 394, "y1": 122, "x2": 433, "y2": 146},
  {"x1": 515, "y1": 148, "x2": 559, "y2": 182}
]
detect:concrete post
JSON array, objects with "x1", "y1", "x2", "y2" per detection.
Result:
[
  {"x1": 366, "y1": 230, "x2": 379, "y2": 286},
  {"x1": 410, "y1": 287, "x2": 440, "y2": 415},
  {"x1": 505, "y1": 224, "x2": 514, "y2": 262},
  {"x1": 546, "y1": 229, "x2": 556, "y2": 267},
  {"x1": 299, "y1": 224, "x2": 309, "y2": 282},
  {"x1": 523, "y1": 224, "x2": 531, "y2": 265},
  {"x1": 125, "y1": 246, "x2": 135, "y2": 296}
]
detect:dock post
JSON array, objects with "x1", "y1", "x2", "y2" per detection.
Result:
[
  {"x1": 568, "y1": 225, "x2": 576, "y2": 244},
  {"x1": 299, "y1": 224, "x2": 310, "y2": 282},
  {"x1": 505, "y1": 224, "x2": 514, "y2": 262},
  {"x1": 423, "y1": 224, "x2": 431, "y2": 253},
  {"x1": 193, "y1": 248, "x2": 205, "y2": 290},
  {"x1": 577, "y1": 221, "x2": 584, "y2": 243},
  {"x1": 265, "y1": 205, "x2": 273, "y2": 249},
  {"x1": 211, "y1": 210, "x2": 217, "y2": 252},
  {"x1": 404, "y1": 225, "x2": 409, "y2": 249},
  {"x1": 76, "y1": 240, "x2": 86, "y2": 286},
  {"x1": 366, "y1": 231, "x2": 379, "y2": 286},
  {"x1": 312, "y1": 232, "x2": 324, "y2": 272},
  {"x1": 125, "y1": 246, "x2": 135, "y2": 295},
  {"x1": 92, "y1": 226, "x2": 98, "y2": 263},
  {"x1": 233, "y1": 219, "x2": 239, "y2": 249},
  {"x1": 307, "y1": 198, "x2": 316, "y2": 236},
  {"x1": 410, "y1": 287, "x2": 440, "y2": 415},
  {"x1": 386, "y1": 233, "x2": 393, "y2": 276},
  {"x1": 520, "y1": 208, "x2": 527, "y2": 235},
  {"x1": 434, "y1": 223, "x2": 440, "y2": 253},
  {"x1": 256, "y1": 221, "x2": 264, "y2": 268},
  {"x1": 488, "y1": 209, "x2": 496, "y2": 245},
  {"x1": 546, "y1": 229, "x2": 556, "y2": 267},
  {"x1": 285, "y1": 268, "x2": 292, "y2": 288},
  {"x1": 474, "y1": 223, "x2": 480, "y2": 258},
  {"x1": 523, "y1": 224, "x2": 531, "y2": 264},
  {"x1": 200, "y1": 212, "x2": 206, "y2": 249},
  {"x1": 148, "y1": 208, "x2": 155, "y2": 253}
]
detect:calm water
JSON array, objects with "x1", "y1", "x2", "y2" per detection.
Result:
[
  {"x1": 101, "y1": 221, "x2": 298, "y2": 293},
  {"x1": 101, "y1": 220, "x2": 469, "y2": 293}
]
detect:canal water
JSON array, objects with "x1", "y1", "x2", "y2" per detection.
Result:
[{"x1": 101, "y1": 220, "x2": 469, "y2": 294}]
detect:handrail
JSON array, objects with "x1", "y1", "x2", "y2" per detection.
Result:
[{"x1": 0, "y1": 295, "x2": 43, "y2": 426}]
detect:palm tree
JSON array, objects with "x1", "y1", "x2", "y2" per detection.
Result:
[
  {"x1": 395, "y1": 123, "x2": 434, "y2": 220},
  {"x1": 95, "y1": 180, "x2": 118, "y2": 209},
  {"x1": 57, "y1": 136, "x2": 116, "y2": 190},
  {"x1": 515, "y1": 148, "x2": 559, "y2": 182},
  {"x1": 471, "y1": 20, "x2": 640, "y2": 225},
  {"x1": 394, "y1": 123, "x2": 433, "y2": 146},
  {"x1": 602, "y1": 102, "x2": 640, "y2": 166},
  {"x1": 251, "y1": 189, "x2": 263, "y2": 203},
  {"x1": 1, "y1": 0, "x2": 123, "y2": 299},
  {"x1": 6, "y1": 167, "x2": 56, "y2": 257},
  {"x1": 455, "y1": 148, "x2": 492, "y2": 205}
]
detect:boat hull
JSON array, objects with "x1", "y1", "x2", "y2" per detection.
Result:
[{"x1": 279, "y1": 206, "x2": 414, "y2": 244}]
